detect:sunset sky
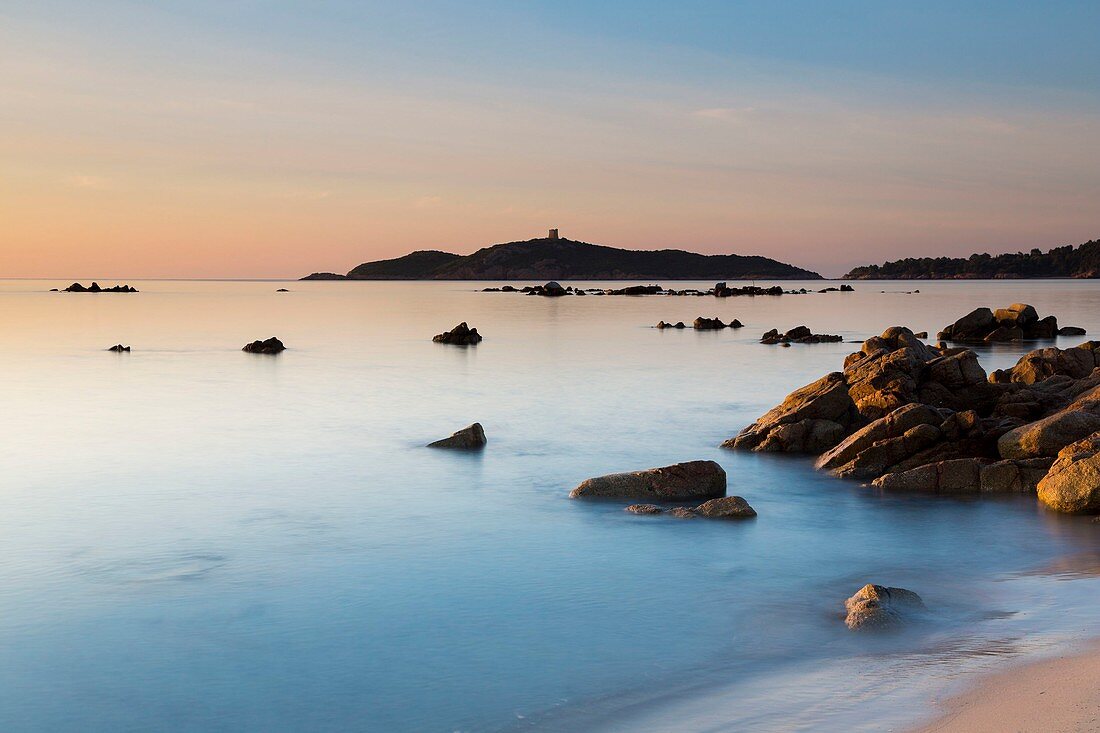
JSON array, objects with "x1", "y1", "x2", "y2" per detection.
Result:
[{"x1": 3, "y1": 1, "x2": 1099, "y2": 278}]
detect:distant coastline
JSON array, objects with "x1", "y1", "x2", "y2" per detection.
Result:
[
  {"x1": 302, "y1": 234, "x2": 822, "y2": 281},
  {"x1": 844, "y1": 237, "x2": 1100, "y2": 280}
]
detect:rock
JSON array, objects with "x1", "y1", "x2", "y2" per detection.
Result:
[
  {"x1": 761, "y1": 325, "x2": 843, "y2": 344},
  {"x1": 816, "y1": 403, "x2": 945, "y2": 470},
  {"x1": 1037, "y1": 433, "x2": 1100, "y2": 513},
  {"x1": 997, "y1": 403, "x2": 1100, "y2": 458},
  {"x1": 107, "y1": 344, "x2": 131, "y2": 352},
  {"x1": 1059, "y1": 326, "x2": 1087, "y2": 336},
  {"x1": 63, "y1": 282, "x2": 137, "y2": 293},
  {"x1": 276, "y1": 288, "x2": 289, "y2": 292},
  {"x1": 724, "y1": 372, "x2": 854, "y2": 453},
  {"x1": 979, "y1": 458, "x2": 1054, "y2": 493},
  {"x1": 427, "y1": 422, "x2": 487, "y2": 449},
  {"x1": 989, "y1": 344, "x2": 1100, "y2": 385},
  {"x1": 625, "y1": 504, "x2": 664, "y2": 515},
  {"x1": 242, "y1": 337, "x2": 286, "y2": 354},
  {"x1": 693, "y1": 316, "x2": 727, "y2": 330},
  {"x1": 570, "y1": 460, "x2": 726, "y2": 501},
  {"x1": 667, "y1": 507, "x2": 697, "y2": 519},
  {"x1": 872, "y1": 458, "x2": 986, "y2": 493},
  {"x1": 940, "y1": 304, "x2": 1060, "y2": 342},
  {"x1": 913, "y1": 331, "x2": 928, "y2": 339},
  {"x1": 542, "y1": 281, "x2": 567, "y2": 296},
  {"x1": 433, "y1": 322, "x2": 483, "y2": 345},
  {"x1": 694, "y1": 496, "x2": 757, "y2": 518},
  {"x1": 844, "y1": 584, "x2": 925, "y2": 630}
]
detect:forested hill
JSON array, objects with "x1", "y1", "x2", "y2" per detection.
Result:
[{"x1": 844, "y1": 238, "x2": 1100, "y2": 279}]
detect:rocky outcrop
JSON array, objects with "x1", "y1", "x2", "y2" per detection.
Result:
[
  {"x1": 656, "y1": 321, "x2": 687, "y2": 329},
  {"x1": 937, "y1": 303, "x2": 1059, "y2": 343},
  {"x1": 107, "y1": 344, "x2": 131, "y2": 352},
  {"x1": 570, "y1": 460, "x2": 726, "y2": 501},
  {"x1": 1037, "y1": 433, "x2": 1100, "y2": 513},
  {"x1": 427, "y1": 423, "x2": 487, "y2": 449},
  {"x1": 728, "y1": 321, "x2": 1100, "y2": 512},
  {"x1": 844, "y1": 584, "x2": 926, "y2": 630},
  {"x1": 723, "y1": 371, "x2": 855, "y2": 453},
  {"x1": 694, "y1": 496, "x2": 757, "y2": 518},
  {"x1": 242, "y1": 337, "x2": 285, "y2": 354},
  {"x1": 989, "y1": 342, "x2": 1100, "y2": 384},
  {"x1": 694, "y1": 316, "x2": 741, "y2": 330},
  {"x1": 761, "y1": 326, "x2": 843, "y2": 345},
  {"x1": 63, "y1": 282, "x2": 137, "y2": 293},
  {"x1": 433, "y1": 322, "x2": 483, "y2": 345}
]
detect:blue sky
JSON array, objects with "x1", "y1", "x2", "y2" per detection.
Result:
[{"x1": 2, "y1": 1, "x2": 1098, "y2": 276}]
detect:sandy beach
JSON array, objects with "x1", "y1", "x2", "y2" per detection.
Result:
[{"x1": 912, "y1": 643, "x2": 1100, "y2": 733}]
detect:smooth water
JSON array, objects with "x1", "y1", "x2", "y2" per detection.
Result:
[{"x1": 1, "y1": 279, "x2": 1099, "y2": 732}]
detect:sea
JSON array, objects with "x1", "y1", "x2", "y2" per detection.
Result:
[{"x1": 1, "y1": 278, "x2": 1099, "y2": 732}]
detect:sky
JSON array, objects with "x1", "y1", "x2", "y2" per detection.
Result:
[{"x1": 2, "y1": 1, "x2": 1099, "y2": 278}]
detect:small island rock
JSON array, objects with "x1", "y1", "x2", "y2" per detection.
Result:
[
  {"x1": 427, "y1": 422, "x2": 487, "y2": 449},
  {"x1": 694, "y1": 496, "x2": 757, "y2": 518},
  {"x1": 243, "y1": 337, "x2": 286, "y2": 354},
  {"x1": 844, "y1": 584, "x2": 925, "y2": 631},
  {"x1": 570, "y1": 460, "x2": 726, "y2": 501},
  {"x1": 433, "y1": 322, "x2": 483, "y2": 345}
]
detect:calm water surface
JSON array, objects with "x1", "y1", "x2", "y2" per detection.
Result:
[{"x1": 1, "y1": 279, "x2": 1099, "y2": 732}]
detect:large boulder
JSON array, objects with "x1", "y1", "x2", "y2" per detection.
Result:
[
  {"x1": 844, "y1": 584, "x2": 925, "y2": 631},
  {"x1": 724, "y1": 372, "x2": 854, "y2": 453},
  {"x1": 979, "y1": 458, "x2": 1054, "y2": 493},
  {"x1": 242, "y1": 337, "x2": 286, "y2": 354},
  {"x1": 433, "y1": 322, "x2": 483, "y2": 345},
  {"x1": 997, "y1": 402, "x2": 1100, "y2": 458},
  {"x1": 816, "y1": 403, "x2": 947, "y2": 472},
  {"x1": 872, "y1": 458, "x2": 986, "y2": 493},
  {"x1": 570, "y1": 460, "x2": 726, "y2": 501},
  {"x1": 694, "y1": 496, "x2": 757, "y2": 519},
  {"x1": 1037, "y1": 433, "x2": 1100, "y2": 514},
  {"x1": 427, "y1": 422, "x2": 486, "y2": 449},
  {"x1": 939, "y1": 304, "x2": 1059, "y2": 342},
  {"x1": 938, "y1": 307, "x2": 995, "y2": 342}
]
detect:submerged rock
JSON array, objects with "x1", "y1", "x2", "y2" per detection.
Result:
[
  {"x1": 570, "y1": 460, "x2": 726, "y2": 501},
  {"x1": 427, "y1": 422, "x2": 487, "y2": 449},
  {"x1": 667, "y1": 507, "x2": 697, "y2": 519},
  {"x1": 624, "y1": 504, "x2": 664, "y2": 515},
  {"x1": 694, "y1": 496, "x2": 756, "y2": 519},
  {"x1": 107, "y1": 344, "x2": 131, "y2": 352},
  {"x1": 433, "y1": 322, "x2": 483, "y2": 345},
  {"x1": 242, "y1": 337, "x2": 286, "y2": 354},
  {"x1": 844, "y1": 584, "x2": 925, "y2": 631}
]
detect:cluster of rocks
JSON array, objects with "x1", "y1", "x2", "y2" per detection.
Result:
[
  {"x1": 657, "y1": 317, "x2": 744, "y2": 330},
  {"x1": 58, "y1": 282, "x2": 138, "y2": 293},
  {"x1": 937, "y1": 303, "x2": 1084, "y2": 343},
  {"x1": 725, "y1": 320, "x2": 1100, "y2": 513},
  {"x1": 242, "y1": 337, "x2": 286, "y2": 354},
  {"x1": 625, "y1": 496, "x2": 757, "y2": 519},
  {"x1": 483, "y1": 282, "x2": 843, "y2": 298},
  {"x1": 107, "y1": 344, "x2": 131, "y2": 352},
  {"x1": 427, "y1": 422, "x2": 486, "y2": 449},
  {"x1": 761, "y1": 326, "x2": 843, "y2": 345},
  {"x1": 433, "y1": 322, "x2": 483, "y2": 345}
]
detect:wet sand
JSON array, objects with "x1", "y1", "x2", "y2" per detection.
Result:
[{"x1": 912, "y1": 642, "x2": 1100, "y2": 733}]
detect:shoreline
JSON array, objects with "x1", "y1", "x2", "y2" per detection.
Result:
[{"x1": 909, "y1": 640, "x2": 1100, "y2": 732}]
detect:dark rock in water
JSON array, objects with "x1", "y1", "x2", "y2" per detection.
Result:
[
  {"x1": 107, "y1": 344, "x2": 131, "y2": 352},
  {"x1": 542, "y1": 281, "x2": 567, "y2": 296},
  {"x1": 939, "y1": 303, "x2": 1060, "y2": 342},
  {"x1": 693, "y1": 316, "x2": 728, "y2": 330},
  {"x1": 63, "y1": 282, "x2": 137, "y2": 293},
  {"x1": 427, "y1": 422, "x2": 487, "y2": 449},
  {"x1": 608, "y1": 284, "x2": 664, "y2": 296},
  {"x1": 1059, "y1": 326, "x2": 1087, "y2": 336},
  {"x1": 49, "y1": 288, "x2": 58, "y2": 292},
  {"x1": 625, "y1": 504, "x2": 664, "y2": 515},
  {"x1": 433, "y1": 322, "x2": 483, "y2": 345},
  {"x1": 276, "y1": 288, "x2": 289, "y2": 292},
  {"x1": 694, "y1": 495, "x2": 756, "y2": 518},
  {"x1": 761, "y1": 326, "x2": 843, "y2": 345},
  {"x1": 840, "y1": 284, "x2": 854, "y2": 292},
  {"x1": 300, "y1": 272, "x2": 348, "y2": 280},
  {"x1": 570, "y1": 460, "x2": 726, "y2": 501},
  {"x1": 844, "y1": 584, "x2": 925, "y2": 631},
  {"x1": 243, "y1": 337, "x2": 286, "y2": 354},
  {"x1": 657, "y1": 320, "x2": 690, "y2": 329}
]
